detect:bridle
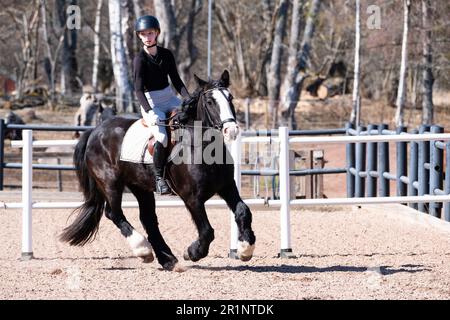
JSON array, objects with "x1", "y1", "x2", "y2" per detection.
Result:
[{"x1": 200, "y1": 87, "x2": 236, "y2": 130}]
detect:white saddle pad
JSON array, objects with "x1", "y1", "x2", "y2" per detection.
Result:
[{"x1": 120, "y1": 119, "x2": 153, "y2": 164}]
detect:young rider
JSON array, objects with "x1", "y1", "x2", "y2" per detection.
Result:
[{"x1": 133, "y1": 15, "x2": 190, "y2": 195}]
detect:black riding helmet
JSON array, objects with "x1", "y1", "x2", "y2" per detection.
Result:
[{"x1": 134, "y1": 15, "x2": 160, "y2": 33}]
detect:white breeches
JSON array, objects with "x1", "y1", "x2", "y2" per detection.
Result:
[{"x1": 140, "y1": 86, "x2": 181, "y2": 147}]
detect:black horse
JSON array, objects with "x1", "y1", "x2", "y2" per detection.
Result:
[{"x1": 60, "y1": 70, "x2": 256, "y2": 271}]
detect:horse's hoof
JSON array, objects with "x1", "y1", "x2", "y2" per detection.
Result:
[
  {"x1": 238, "y1": 241, "x2": 255, "y2": 262},
  {"x1": 183, "y1": 249, "x2": 191, "y2": 261},
  {"x1": 140, "y1": 254, "x2": 154, "y2": 263},
  {"x1": 239, "y1": 254, "x2": 252, "y2": 262},
  {"x1": 162, "y1": 259, "x2": 180, "y2": 271}
]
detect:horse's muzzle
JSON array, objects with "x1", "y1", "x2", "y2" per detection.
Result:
[{"x1": 223, "y1": 122, "x2": 239, "y2": 142}]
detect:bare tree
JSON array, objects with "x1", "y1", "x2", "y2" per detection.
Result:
[
  {"x1": 255, "y1": 0, "x2": 275, "y2": 96},
  {"x1": 215, "y1": 1, "x2": 254, "y2": 93},
  {"x1": 3, "y1": 1, "x2": 41, "y2": 99},
  {"x1": 154, "y1": 0, "x2": 178, "y2": 53},
  {"x1": 41, "y1": 0, "x2": 66, "y2": 108},
  {"x1": 121, "y1": 0, "x2": 135, "y2": 81},
  {"x1": 57, "y1": 0, "x2": 80, "y2": 95},
  {"x1": 394, "y1": 0, "x2": 410, "y2": 128},
  {"x1": 350, "y1": 0, "x2": 361, "y2": 126},
  {"x1": 267, "y1": 0, "x2": 289, "y2": 127},
  {"x1": 132, "y1": 0, "x2": 143, "y2": 18},
  {"x1": 92, "y1": 0, "x2": 103, "y2": 92},
  {"x1": 279, "y1": 0, "x2": 321, "y2": 129},
  {"x1": 421, "y1": 0, "x2": 434, "y2": 124},
  {"x1": 279, "y1": 0, "x2": 303, "y2": 128},
  {"x1": 109, "y1": 0, "x2": 134, "y2": 113},
  {"x1": 178, "y1": 0, "x2": 202, "y2": 87}
]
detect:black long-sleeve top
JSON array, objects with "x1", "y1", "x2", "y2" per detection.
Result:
[{"x1": 133, "y1": 47, "x2": 188, "y2": 112}]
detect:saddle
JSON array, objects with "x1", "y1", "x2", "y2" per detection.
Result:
[{"x1": 142, "y1": 110, "x2": 179, "y2": 157}]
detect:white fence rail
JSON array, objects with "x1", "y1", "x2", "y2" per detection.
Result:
[{"x1": 5, "y1": 128, "x2": 450, "y2": 260}]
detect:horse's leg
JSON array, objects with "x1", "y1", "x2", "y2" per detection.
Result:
[
  {"x1": 218, "y1": 183, "x2": 256, "y2": 261},
  {"x1": 103, "y1": 186, "x2": 154, "y2": 262},
  {"x1": 128, "y1": 186, "x2": 179, "y2": 271},
  {"x1": 182, "y1": 199, "x2": 215, "y2": 262}
]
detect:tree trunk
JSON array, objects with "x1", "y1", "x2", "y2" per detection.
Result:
[
  {"x1": 121, "y1": 0, "x2": 135, "y2": 81},
  {"x1": 279, "y1": 0, "x2": 303, "y2": 129},
  {"x1": 267, "y1": 0, "x2": 289, "y2": 127},
  {"x1": 255, "y1": 0, "x2": 274, "y2": 97},
  {"x1": 395, "y1": 0, "x2": 410, "y2": 128},
  {"x1": 421, "y1": 0, "x2": 434, "y2": 125},
  {"x1": 350, "y1": 0, "x2": 361, "y2": 126},
  {"x1": 178, "y1": 0, "x2": 202, "y2": 88},
  {"x1": 41, "y1": 0, "x2": 66, "y2": 108},
  {"x1": 153, "y1": 0, "x2": 178, "y2": 54},
  {"x1": 279, "y1": 0, "x2": 321, "y2": 129},
  {"x1": 132, "y1": 0, "x2": 143, "y2": 54},
  {"x1": 32, "y1": 6, "x2": 41, "y2": 89},
  {"x1": 109, "y1": 0, "x2": 134, "y2": 113},
  {"x1": 132, "y1": 0, "x2": 143, "y2": 18},
  {"x1": 57, "y1": 0, "x2": 80, "y2": 95},
  {"x1": 92, "y1": 0, "x2": 103, "y2": 92}
]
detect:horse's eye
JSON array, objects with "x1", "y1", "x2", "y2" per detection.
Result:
[{"x1": 207, "y1": 99, "x2": 214, "y2": 106}]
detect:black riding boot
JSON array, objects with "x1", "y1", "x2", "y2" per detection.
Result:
[{"x1": 152, "y1": 141, "x2": 171, "y2": 195}]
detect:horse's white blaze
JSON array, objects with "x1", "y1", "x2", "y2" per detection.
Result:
[
  {"x1": 237, "y1": 241, "x2": 255, "y2": 258},
  {"x1": 212, "y1": 90, "x2": 239, "y2": 141},
  {"x1": 126, "y1": 229, "x2": 153, "y2": 258}
]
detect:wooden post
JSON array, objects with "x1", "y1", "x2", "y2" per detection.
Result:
[
  {"x1": 56, "y1": 158, "x2": 63, "y2": 192},
  {"x1": 313, "y1": 150, "x2": 324, "y2": 198}
]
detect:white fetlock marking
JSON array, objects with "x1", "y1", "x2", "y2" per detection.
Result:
[
  {"x1": 172, "y1": 263, "x2": 187, "y2": 273},
  {"x1": 127, "y1": 230, "x2": 153, "y2": 257},
  {"x1": 237, "y1": 241, "x2": 255, "y2": 258}
]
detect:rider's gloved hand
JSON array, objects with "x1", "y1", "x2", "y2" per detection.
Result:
[
  {"x1": 181, "y1": 96, "x2": 196, "y2": 111},
  {"x1": 172, "y1": 111, "x2": 189, "y2": 125}
]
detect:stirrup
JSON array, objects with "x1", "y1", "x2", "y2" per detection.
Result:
[{"x1": 156, "y1": 177, "x2": 171, "y2": 195}]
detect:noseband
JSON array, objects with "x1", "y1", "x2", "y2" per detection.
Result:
[{"x1": 201, "y1": 87, "x2": 236, "y2": 130}]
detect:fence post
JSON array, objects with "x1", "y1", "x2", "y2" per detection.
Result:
[
  {"x1": 366, "y1": 124, "x2": 378, "y2": 197},
  {"x1": 22, "y1": 130, "x2": 33, "y2": 260},
  {"x1": 355, "y1": 125, "x2": 366, "y2": 197},
  {"x1": 244, "y1": 98, "x2": 250, "y2": 130},
  {"x1": 345, "y1": 122, "x2": 355, "y2": 197},
  {"x1": 229, "y1": 133, "x2": 241, "y2": 259},
  {"x1": 279, "y1": 127, "x2": 293, "y2": 258},
  {"x1": 396, "y1": 126, "x2": 407, "y2": 199},
  {"x1": 408, "y1": 129, "x2": 419, "y2": 210},
  {"x1": 429, "y1": 125, "x2": 444, "y2": 218},
  {"x1": 378, "y1": 124, "x2": 390, "y2": 197},
  {"x1": 418, "y1": 124, "x2": 431, "y2": 213},
  {"x1": 444, "y1": 142, "x2": 450, "y2": 222},
  {"x1": 0, "y1": 119, "x2": 4, "y2": 190}
]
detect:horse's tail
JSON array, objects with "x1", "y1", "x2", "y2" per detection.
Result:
[{"x1": 60, "y1": 129, "x2": 105, "y2": 246}]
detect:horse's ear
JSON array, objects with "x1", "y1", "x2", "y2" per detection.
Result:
[
  {"x1": 194, "y1": 74, "x2": 208, "y2": 88},
  {"x1": 220, "y1": 70, "x2": 230, "y2": 87}
]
